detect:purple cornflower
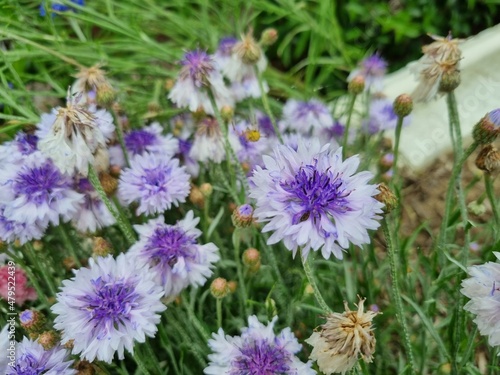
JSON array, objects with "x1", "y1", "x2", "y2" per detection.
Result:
[
  {"x1": 230, "y1": 120, "x2": 272, "y2": 174},
  {"x1": 118, "y1": 152, "x2": 190, "y2": 216},
  {"x1": 0, "y1": 204, "x2": 46, "y2": 245},
  {"x1": 348, "y1": 53, "x2": 387, "y2": 92},
  {"x1": 0, "y1": 132, "x2": 38, "y2": 166},
  {"x1": 168, "y1": 49, "x2": 233, "y2": 114},
  {"x1": 362, "y1": 97, "x2": 411, "y2": 134},
  {"x1": 39, "y1": 0, "x2": 84, "y2": 17},
  {"x1": 205, "y1": 315, "x2": 315, "y2": 375},
  {"x1": 281, "y1": 99, "x2": 333, "y2": 135},
  {"x1": 71, "y1": 177, "x2": 115, "y2": 233},
  {"x1": 109, "y1": 122, "x2": 179, "y2": 167},
  {"x1": 0, "y1": 152, "x2": 84, "y2": 228},
  {"x1": 7, "y1": 337, "x2": 76, "y2": 374},
  {"x1": 127, "y1": 211, "x2": 219, "y2": 299},
  {"x1": 51, "y1": 254, "x2": 166, "y2": 363},
  {"x1": 249, "y1": 137, "x2": 383, "y2": 260}
]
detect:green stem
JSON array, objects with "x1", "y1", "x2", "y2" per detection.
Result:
[
  {"x1": 24, "y1": 242, "x2": 58, "y2": 297},
  {"x1": 485, "y1": 174, "x2": 500, "y2": 242},
  {"x1": 382, "y1": 219, "x2": 416, "y2": 375},
  {"x1": 254, "y1": 66, "x2": 283, "y2": 144},
  {"x1": 342, "y1": 93, "x2": 357, "y2": 159},
  {"x1": 216, "y1": 298, "x2": 222, "y2": 328},
  {"x1": 87, "y1": 164, "x2": 136, "y2": 246},
  {"x1": 437, "y1": 142, "x2": 478, "y2": 251},
  {"x1": 301, "y1": 251, "x2": 332, "y2": 313},
  {"x1": 184, "y1": 300, "x2": 211, "y2": 341},
  {"x1": 233, "y1": 229, "x2": 249, "y2": 317},
  {"x1": 143, "y1": 339, "x2": 163, "y2": 374},
  {"x1": 447, "y1": 92, "x2": 463, "y2": 158},
  {"x1": 392, "y1": 116, "x2": 404, "y2": 185},
  {"x1": 133, "y1": 350, "x2": 152, "y2": 375},
  {"x1": 57, "y1": 225, "x2": 81, "y2": 268},
  {"x1": 67, "y1": 17, "x2": 87, "y2": 42}
]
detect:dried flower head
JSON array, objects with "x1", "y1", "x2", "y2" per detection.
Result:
[
  {"x1": 306, "y1": 297, "x2": 379, "y2": 374},
  {"x1": 38, "y1": 90, "x2": 109, "y2": 176},
  {"x1": 411, "y1": 33, "x2": 463, "y2": 102},
  {"x1": 73, "y1": 64, "x2": 115, "y2": 107},
  {"x1": 475, "y1": 144, "x2": 500, "y2": 175}
]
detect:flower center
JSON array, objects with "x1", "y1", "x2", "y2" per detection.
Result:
[
  {"x1": 14, "y1": 163, "x2": 67, "y2": 204},
  {"x1": 125, "y1": 130, "x2": 157, "y2": 155},
  {"x1": 145, "y1": 227, "x2": 196, "y2": 267},
  {"x1": 80, "y1": 277, "x2": 139, "y2": 337},
  {"x1": 16, "y1": 133, "x2": 38, "y2": 156},
  {"x1": 13, "y1": 353, "x2": 46, "y2": 374},
  {"x1": 281, "y1": 164, "x2": 351, "y2": 225},
  {"x1": 231, "y1": 339, "x2": 291, "y2": 375}
]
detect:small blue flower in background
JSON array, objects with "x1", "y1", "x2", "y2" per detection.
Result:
[{"x1": 39, "y1": 0, "x2": 85, "y2": 17}]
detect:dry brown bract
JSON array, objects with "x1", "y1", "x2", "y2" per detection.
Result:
[{"x1": 306, "y1": 297, "x2": 379, "y2": 374}]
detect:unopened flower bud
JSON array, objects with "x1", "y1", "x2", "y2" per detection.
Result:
[
  {"x1": 227, "y1": 280, "x2": 238, "y2": 294},
  {"x1": 75, "y1": 360, "x2": 96, "y2": 375},
  {"x1": 220, "y1": 106, "x2": 234, "y2": 122},
  {"x1": 473, "y1": 109, "x2": 500, "y2": 145},
  {"x1": 189, "y1": 185, "x2": 205, "y2": 208},
  {"x1": 64, "y1": 339, "x2": 74, "y2": 350},
  {"x1": 165, "y1": 79, "x2": 175, "y2": 91},
  {"x1": 475, "y1": 144, "x2": 500, "y2": 174},
  {"x1": 232, "y1": 204, "x2": 254, "y2": 228},
  {"x1": 379, "y1": 153, "x2": 394, "y2": 172},
  {"x1": 241, "y1": 162, "x2": 251, "y2": 174},
  {"x1": 393, "y1": 94, "x2": 413, "y2": 118},
  {"x1": 92, "y1": 237, "x2": 113, "y2": 258},
  {"x1": 245, "y1": 128, "x2": 261, "y2": 142},
  {"x1": 210, "y1": 277, "x2": 229, "y2": 299},
  {"x1": 147, "y1": 101, "x2": 161, "y2": 115},
  {"x1": 37, "y1": 330, "x2": 60, "y2": 350},
  {"x1": 63, "y1": 257, "x2": 77, "y2": 271},
  {"x1": 260, "y1": 28, "x2": 278, "y2": 46},
  {"x1": 200, "y1": 182, "x2": 213, "y2": 198},
  {"x1": 375, "y1": 183, "x2": 398, "y2": 212},
  {"x1": 468, "y1": 200, "x2": 486, "y2": 216},
  {"x1": 265, "y1": 298, "x2": 277, "y2": 317},
  {"x1": 381, "y1": 137, "x2": 392, "y2": 151},
  {"x1": 32, "y1": 240, "x2": 44, "y2": 251},
  {"x1": 109, "y1": 164, "x2": 121, "y2": 177},
  {"x1": 242, "y1": 248, "x2": 261, "y2": 272},
  {"x1": 20, "y1": 309, "x2": 46, "y2": 334},
  {"x1": 96, "y1": 84, "x2": 116, "y2": 108},
  {"x1": 234, "y1": 32, "x2": 262, "y2": 64},
  {"x1": 438, "y1": 68, "x2": 461, "y2": 93},
  {"x1": 99, "y1": 172, "x2": 118, "y2": 195},
  {"x1": 348, "y1": 76, "x2": 365, "y2": 95}
]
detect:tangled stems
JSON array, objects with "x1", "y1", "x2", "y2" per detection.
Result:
[
  {"x1": 301, "y1": 251, "x2": 333, "y2": 314},
  {"x1": 382, "y1": 219, "x2": 416, "y2": 375},
  {"x1": 342, "y1": 93, "x2": 357, "y2": 159},
  {"x1": 437, "y1": 142, "x2": 478, "y2": 251},
  {"x1": 87, "y1": 164, "x2": 136, "y2": 246}
]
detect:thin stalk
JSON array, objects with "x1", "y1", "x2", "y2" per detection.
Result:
[
  {"x1": 24, "y1": 242, "x2": 58, "y2": 298},
  {"x1": 57, "y1": 225, "x2": 81, "y2": 267},
  {"x1": 382, "y1": 220, "x2": 416, "y2": 375},
  {"x1": 437, "y1": 142, "x2": 478, "y2": 250},
  {"x1": 342, "y1": 93, "x2": 357, "y2": 159},
  {"x1": 68, "y1": 17, "x2": 87, "y2": 42},
  {"x1": 87, "y1": 164, "x2": 136, "y2": 246},
  {"x1": 254, "y1": 67, "x2": 283, "y2": 144},
  {"x1": 233, "y1": 229, "x2": 249, "y2": 317},
  {"x1": 447, "y1": 92, "x2": 463, "y2": 157},
  {"x1": 184, "y1": 300, "x2": 211, "y2": 341},
  {"x1": 301, "y1": 251, "x2": 332, "y2": 314},
  {"x1": 143, "y1": 340, "x2": 164, "y2": 374},
  {"x1": 485, "y1": 174, "x2": 500, "y2": 242},
  {"x1": 133, "y1": 350, "x2": 152, "y2": 375},
  {"x1": 216, "y1": 298, "x2": 222, "y2": 328},
  {"x1": 392, "y1": 116, "x2": 404, "y2": 184}
]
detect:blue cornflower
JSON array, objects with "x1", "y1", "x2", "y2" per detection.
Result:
[
  {"x1": 7, "y1": 337, "x2": 75, "y2": 374},
  {"x1": 118, "y1": 152, "x2": 190, "y2": 216},
  {"x1": 39, "y1": 0, "x2": 84, "y2": 17},
  {"x1": 205, "y1": 315, "x2": 315, "y2": 374},
  {"x1": 249, "y1": 137, "x2": 383, "y2": 260},
  {"x1": 281, "y1": 99, "x2": 333, "y2": 135},
  {"x1": 51, "y1": 254, "x2": 166, "y2": 363},
  {"x1": 127, "y1": 211, "x2": 219, "y2": 299}
]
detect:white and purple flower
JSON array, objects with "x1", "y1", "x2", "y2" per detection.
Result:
[
  {"x1": 118, "y1": 152, "x2": 190, "y2": 216},
  {"x1": 249, "y1": 137, "x2": 383, "y2": 260},
  {"x1": 51, "y1": 254, "x2": 166, "y2": 363},
  {"x1": 362, "y1": 97, "x2": 411, "y2": 134},
  {"x1": 7, "y1": 337, "x2": 76, "y2": 374},
  {"x1": 127, "y1": 211, "x2": 219, "y2": 299},
  {"x1": 168, "y1": 49, "x2": 233, "y2": 114},
  {"x1": 0, "y1": 132, "x2": 39, "y2": 166},
  {"x1": 281, "y1": 99, "x2": 333, "y2": 135},
  {"x1": 347, "y1": 53, "x2": 387, "y2": 92},
  {"x1": 205, "y1": 315, "x2": 315, "y2": 374}
]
